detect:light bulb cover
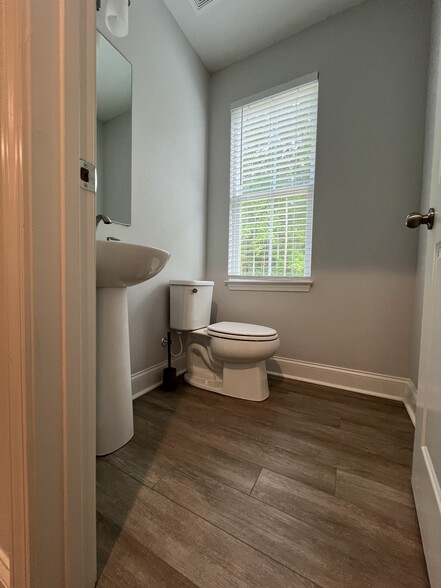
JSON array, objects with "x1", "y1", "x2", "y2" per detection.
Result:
[{"x1": 105, "y1": 0, "x2": 129, "y2": 38}]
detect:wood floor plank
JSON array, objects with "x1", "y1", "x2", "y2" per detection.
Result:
[
  {"x1": 239, "y1": 411, "x2": 414, "y2": 493},
  {"x1": 266, "y1": 386, "x2": 412, "y2": 433},
  {"x1": 133, "y1": 406, "x2": 337, "y2": 495},
  {"x1": 153, "y1": 467, "x2": 427, "y2": 588},
  {"x1": 269, "y1": 377, "x2": 406, "y2": 409},
  {"x1": 137, "y1": 389, "x2": 413, "y2": 495},
  {"x1": 96, "y1": 377, "x2": 429, "y2": 588},
  {"x1": 101, "y1": 443, "x2": 162, "y2": 489},
  {"x1": 273, "y1": 412, "x2": 414, "y2": 467},
  {"x1": 340, "y1": 417, "x2": 414, "y2": 448},
  {"x1": 140, "y1": 391, "x2": 343, "y2": 461},
  {"x1": 335, "y1": 469, "x2": 421, "y2": 538},
  {"x1": 141, "y1": 387, "x2": 279, "y2": 427},
  {"x1": 145, "y1": 383, "x2": 342, "y2": 429},
  {"x1": 104, "y1": 421, "x2": 262, "y2": 494},
  {"x1": 138, "y1": 393, "x2": 278, "y2": 446},
  {"x1": 96, "y1": 460, "x2": 317, "y2": 588},
  {"x1": 193, "y1": 392, "x2": 413, "y2": 481},
  {"x1": 145, "y1": 384, "x2": 278, "y2": 425},
  {"x1": 97, "y1": 512, "x2": 197, "y2": 588},
  {"x1": 250, "y1": 468, "x2": 427, "y2": 577}
]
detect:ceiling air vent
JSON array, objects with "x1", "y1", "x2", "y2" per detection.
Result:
[{"x1": 191, "y1": 0, "x2": 216, "y2": 13}]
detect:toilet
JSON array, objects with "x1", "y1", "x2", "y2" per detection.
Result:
[{"x1": 169, "y1": 280, "x2": 279, "y2": 401}]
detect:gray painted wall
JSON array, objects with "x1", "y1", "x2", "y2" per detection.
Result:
[
  {"x1": 97, "y1": 0, "x2": 209, "y2": 374},
  {"x1": 206, "y1": 0, "x2": 431, "y2": 378}
]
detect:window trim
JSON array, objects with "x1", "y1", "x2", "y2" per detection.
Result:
[
  {"x1": 230, "y1": 71, "x2": 318, "y2": 110},
  {"x1": 225, "y1": 278, "x2": 313, "y2": 292}
]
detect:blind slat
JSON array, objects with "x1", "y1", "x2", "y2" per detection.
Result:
[
  {"x1": 233, "y1": 106, "x2": 319, "y2": 134},
  {"x1": 232, "y1": 114, "x2": 318, "y2": 142}
]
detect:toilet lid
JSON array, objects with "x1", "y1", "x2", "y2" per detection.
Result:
[{"x1": 207, "y1": 321, "x2": 278, "y2": 341}]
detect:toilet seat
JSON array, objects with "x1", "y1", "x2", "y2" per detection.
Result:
[{"x1": 207, "y1": 321, "x2": 279, "y2": 342}]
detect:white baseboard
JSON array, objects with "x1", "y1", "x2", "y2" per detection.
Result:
[
  {"x1": 0, "y1": 547, "x2": 10, "y2": 588},
  {"x1": 131, "y1": 354, "x2": 187, "y2": 400},
  {"x1": 267, "y1": 356, "x2": 416, "y2": 425},
  {"x1": 405, "y1": 380, "x2": 417, "y2": 426},
  {"x1": 131, "y1": 354, "x2": 417, "y2": 426}
]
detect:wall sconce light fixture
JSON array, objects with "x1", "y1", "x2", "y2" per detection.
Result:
[{"x1": 97, "y1": 0, "x2": 131, "y2": 39}]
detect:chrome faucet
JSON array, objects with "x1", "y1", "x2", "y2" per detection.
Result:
[{"x1": 96, "y1": 214, "x2": 112, "y2": 229}]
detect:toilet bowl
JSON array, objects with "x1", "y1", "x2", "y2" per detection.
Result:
[
  {"x1": 185, "y1": 322, "x2": 279, "y2": 401},
  {"x1": 170, "y1": 281, "x2": 279, "y2": 401}
]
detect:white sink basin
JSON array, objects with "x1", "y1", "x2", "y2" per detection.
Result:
[
  {"x1": 96, "y1": 240, "x2": 170, "y2": 456},
  {"x1": 96, "y1": 240, "x2": 170, "y2": 288}
]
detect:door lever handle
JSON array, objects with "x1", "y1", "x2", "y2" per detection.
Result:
[{"x1": 406, "y1": 208, "x2": 435, "y2": 230}]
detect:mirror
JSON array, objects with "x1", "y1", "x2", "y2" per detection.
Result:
[{"x1": 96, "y1": 32, "x2": 132, "y2": 226}]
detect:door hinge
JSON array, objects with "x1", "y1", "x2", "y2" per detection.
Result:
[{"x1": 80, "y1": 159, "x2": 96, "y2": 193}]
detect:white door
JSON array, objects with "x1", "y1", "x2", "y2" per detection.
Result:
[{"x1": 412, "y1": 3, "x2": 441, "y2": 586}]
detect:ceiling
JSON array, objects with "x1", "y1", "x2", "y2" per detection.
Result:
[{"x1": 162, "y1": 0, "x2": 366, "y2": 72}]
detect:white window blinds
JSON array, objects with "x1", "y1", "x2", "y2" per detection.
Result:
[{"x1": 228, "y1": 75, "x2": 319, "y2": 279}]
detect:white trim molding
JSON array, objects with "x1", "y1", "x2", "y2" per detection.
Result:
[
  {"x1": 231, "y1": 72, "x2": 319, "y2": 110},
  {"x1": 0, "y1": 0, "x2": 97, "y2": 585},
  {"x1": 225, "y1": 279, "x2": 312, "y2": 292},
  {"x1": 132, "y1": 355, "x2": 187, "y2": 399},
  {"x1": 132, "y1": 354, "x2": 417, "y2": 426},
  {"x1": 0, "y1": 548, "x2": 10, "y2": 588},
  {"x1": 1, "y1": 0, "x2": 31, "y2": 583},
  {"x1": 267, "y1": 356, "x2": 414, "y2": 410},
  {"x1": 405, "y1": 380, "x2": 417, "y2": 426}
]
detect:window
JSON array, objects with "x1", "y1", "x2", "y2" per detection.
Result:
[{"x1": 228, "y1": 74, "x2": 319, "y2": 290}]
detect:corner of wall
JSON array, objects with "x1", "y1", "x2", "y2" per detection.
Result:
[
  {"x1": 405, "y1": 379, "x2": 417, "y2": 426},
  {"x1": 131, "y1": 354, "x2": 187, "y2": 399},
  {"x1": 267, "y1": 356, "x2": 416, "y2": 426}
]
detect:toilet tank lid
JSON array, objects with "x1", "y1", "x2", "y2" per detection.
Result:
[{"x1": 169, "y1": 280, "x2": 214, "y2": 286}]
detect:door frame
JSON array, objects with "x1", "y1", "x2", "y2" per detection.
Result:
[
  {"x1": 412, "y1": 0, "x2": 441, "y2": 585},
  {"x1": 1, "y1": 0, "x2": 96, "y2": 586}
]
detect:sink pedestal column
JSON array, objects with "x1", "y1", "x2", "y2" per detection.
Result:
[{"x1": 96, "y1": 287, "x2": 134, "y2": 455}]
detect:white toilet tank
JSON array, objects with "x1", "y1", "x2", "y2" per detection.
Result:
[{"x1": 170, "y1": 280, "x2": 214, "y2": 331}]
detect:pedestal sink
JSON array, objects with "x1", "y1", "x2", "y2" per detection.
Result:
[{"x1": 96, "y1": 240, "x2": 170, "y2": 455}]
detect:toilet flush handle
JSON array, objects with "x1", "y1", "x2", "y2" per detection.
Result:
[{"x1": 190, "y1": 288, "x2": 198, "y2": 294}]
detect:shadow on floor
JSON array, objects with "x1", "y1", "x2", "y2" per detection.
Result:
[{"x1": 95, "y1": 376, "x2": 185, "y2": 579}]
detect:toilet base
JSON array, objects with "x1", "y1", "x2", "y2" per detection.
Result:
[{"x1": 185, "y1": 360, "x2": 269, "y2": 402}]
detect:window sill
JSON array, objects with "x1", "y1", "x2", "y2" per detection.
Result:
[{"x1": 225, "y1": 279, "x2": 313, "y2": 292}]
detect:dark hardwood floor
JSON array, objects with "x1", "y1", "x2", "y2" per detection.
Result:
[{"x1": 96, "y1": 376, "x2": 429, "y2": 588}]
